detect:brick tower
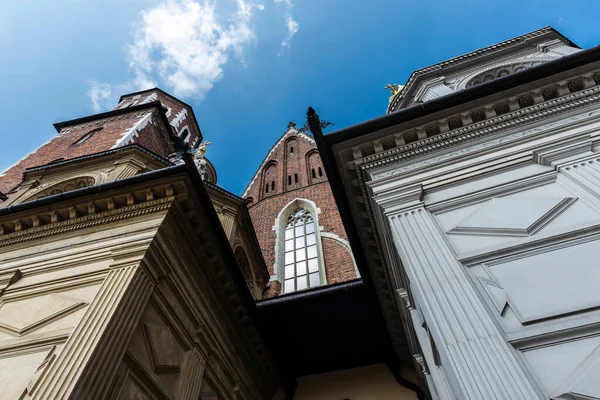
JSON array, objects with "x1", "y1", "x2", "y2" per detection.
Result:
[
  {"x1": 0, "y1": 88, "x2": 202, "y2": 197},
  {"x1": 243, "y1": 122, "x2": 358, "y2": 297}
]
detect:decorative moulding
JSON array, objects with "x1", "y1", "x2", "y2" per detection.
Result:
[
  {"x1": 448, "y1": 197, "x2": 575, "y2": 237},
  {"x1": 458, "y1": 220, "x2": 600, "y2": 266},
  {"x1": 143, "y1": 322, "x2": 180, "y2": 372},
  {"x1": 551, "y1": 342, "x2": 600, "y2": 400},
  {"x1": 478, "y1": 277, "x2": 508, "y2": 315},
  {"x1": 364, "y1": 70, "x2": 600, "y2": 177},
  {"x1": 0, "y1": 293, "x2": 87, "y2": 336}
]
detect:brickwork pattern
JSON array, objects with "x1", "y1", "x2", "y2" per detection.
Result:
[
  {"x1": 322, "y1": 238, "x2": 356, "y2": 284},
  {"x1": 0, "y1": 90, "x2": 201, "y2": 197},
  {"x1": 0, "y1": 111, "x2": 170, "y2": 194},
  {"x1": 246, "y1": 129, "x2": 357, "y2": 297},
  {"x1": 119, "y1": 90, "x2": 202, "y2": 148}
]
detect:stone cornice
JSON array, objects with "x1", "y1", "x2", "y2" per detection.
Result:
[
  {"x1": 0, "y1": 181, "x2": 179, "y2": 248},
  {"x1": 349, "y1": 69, "x2": 600, "y2": 176}
]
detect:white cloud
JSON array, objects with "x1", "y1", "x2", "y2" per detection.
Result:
[
  {"x1": 87, "y1": 81, "x2": 115, "y2": 113},
  {"x1": 87, "y1": 0, "x2": 263, "y2": 111},
  {"x1": 273, "y1": 0, "x2": 298, "y2": 49},
  {"x1": 282, "y1": 15, "x2": 299, "y2": 47}
]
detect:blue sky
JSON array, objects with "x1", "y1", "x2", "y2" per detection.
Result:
[{"x1": 1, "y1": 0, "x2": 599, "y2": 195}]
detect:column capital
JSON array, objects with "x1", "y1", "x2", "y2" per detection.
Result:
[{"x1": 372, "y1": 183, "x2": 423, "y2": 216}]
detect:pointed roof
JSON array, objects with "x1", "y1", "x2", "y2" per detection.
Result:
[{"x1": 242, "y1": 125, "x2": 315, "y2": 198}]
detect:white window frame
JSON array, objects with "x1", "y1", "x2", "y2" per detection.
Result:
[{"x1": 273, "y1": 198, "x2": 327, "y2": 293}]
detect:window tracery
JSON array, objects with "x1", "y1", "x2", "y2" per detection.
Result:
[{"x1": 282, "y1": 208, "x2": 321, "y2": 293}]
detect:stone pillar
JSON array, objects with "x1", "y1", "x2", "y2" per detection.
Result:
[
  {"x1": 218, "y1": 208, "x2": 237, "y2": 241},
  {"x1": 30, "y1": 261, "x2": 154, "y2": 400},
  {"x1": 386, "y1": 205, "x2": 541, "y2": 400},
  {"x1": 176, "y1": 347, "x2": 206, "y2": 400}
]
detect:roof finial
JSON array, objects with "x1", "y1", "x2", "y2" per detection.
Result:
[{"x1": 287, "y1": 121, "x2": 296, "y2": 129}]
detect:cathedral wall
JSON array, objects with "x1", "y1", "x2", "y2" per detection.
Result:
[
  {"x1": 246, "y1": 128, "x2": 357, "y2": 296},
  {"x1": 0, "y1": 209, "x2": 167, "y2": 399},
  {"x1": 321, "y1": 237, "x2": 357, "y2": 284},
  {"x1": 130, "y1": 114, "x2": 175, "y2": 157},
  {"x1": 248, "y1": 180, "x2": 356, "y2": 294},
  {"x1": 0, "y1": 187, "x2": 278, "y2": 399},
  {"x1": 369, "y1": 104, "x2": 600, "y2": 399},
  {"x1": 0, "y1": 112, "x2": 147, "y2": 194},
  {"x1": 0, "y1": 108, "x2": 175, "y2": 196}
]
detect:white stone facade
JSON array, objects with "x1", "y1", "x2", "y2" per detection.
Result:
[
  {"x1": 321, "y1": 28, "x2": 600, "y2": 400},
  {"x1": 370, "y1": 105, "x2": 600, "y2": 399}
]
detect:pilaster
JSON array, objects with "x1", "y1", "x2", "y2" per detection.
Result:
[
  {"x1": 176, "y1": 347, "x2": 206, "y2": 400},
  {"x1": 29, "y1": 257, "x2": 154, "y2": 400},
  {"x1": 385, "y1": 199, "x2": 541, "y2": 399},
  {"x1": 217, "y1": 207, "x2": 237, "y2": 241}
]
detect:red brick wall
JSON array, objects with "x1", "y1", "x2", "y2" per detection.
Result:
[
  {"x1": 322, "y1": 238, "x2": 356, "y2": 284},
  {"x1": 246, "y1": 130, "x2": 357, "y2": 297},
  {"x1": 0, "y1": 108, "x2": 174, "y2": 195},
  {"x1": 119, "y1": 90, "x2": 201, "y2": 148}
]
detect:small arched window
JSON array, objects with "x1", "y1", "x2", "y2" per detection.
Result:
[
  {"x1": 283, "y1": 208, "x2": 321, "y2": 293},
  {"x1": 271, "y1": 181, "x2": 275, "y2": 191},
  {"x1": 73, "y1": 127, "x2": 103, "y2": 145},
  {"x1": 318, "y1": 167, "x2": 323, "y2": 177},
  {"x1": 294, "y1": 173, "x2": 298, "y2": 183},
  {"x1": 312, "y1": 169, "x2": 316, "y2": 179},
  {"x1": 286, "y1": 138, "x2": 297, "y2": 156},
  {"x1": 288, "y1": 175, "x2": 292, "y2": 185}
]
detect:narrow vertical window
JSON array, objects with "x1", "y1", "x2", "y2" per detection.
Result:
[
  {"x1": 271, "y1": 181, "x2": 275, "y2": 191},
  {"x1": 318, "y1": 167, "x2": 323, "y2": 177},
  {"x1": 73, "y1": 127, "x2": 103, "y2": 145},
  {"x1": 265, "y1": 183, "x2": 269, "y2": 193},
  {"x1": 288, "y1": 176, "x2": 292, "y2": 185},
  {"x1": 290, "y1": 146, "x2": 294, "y2": 153},
  {"x1": 312, "y1": 169, "x2": 316, "y2": 179},
  {"x1": 283, "y1": 208, "x2": 321, "y2": 293},
  {"x1": 294, "y1": 173, "x2": 298, "y2": 183}
]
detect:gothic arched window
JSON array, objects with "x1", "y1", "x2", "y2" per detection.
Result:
[{"x1": 283, "y1": 208, "x2": 321, "y2": 293}]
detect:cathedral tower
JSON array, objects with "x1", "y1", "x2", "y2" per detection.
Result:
[
  {"x1": 243, "y1": 122, "x2": 359, "y2": 297},
  {"x1": 0, "y1": 89, "x2": 279, "y2": 399}
]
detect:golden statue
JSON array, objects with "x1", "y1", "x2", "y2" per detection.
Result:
[
  {"x1": 384, "y1": 84, "x2": 404, "y2": 96},
  {"x1": 197, "y1": 140, "x2": 212, "y2": 155},
  {"x1": 194, "y1": 141, "x2": 212, "y2": 181}
]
